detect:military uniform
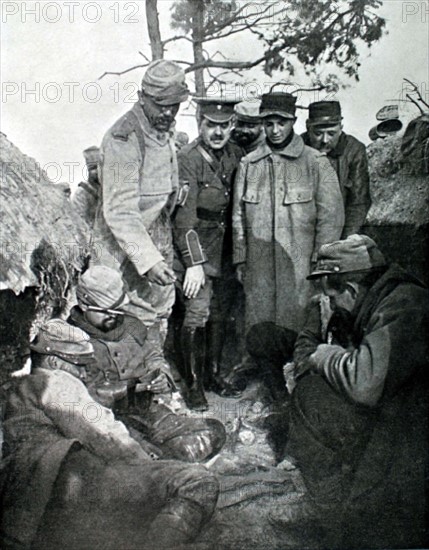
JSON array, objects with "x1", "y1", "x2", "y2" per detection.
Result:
[
  {"x1": 91, "y1": 60, "x2": 189, "y2": 345},
  {"x1": 174, "y1": 137, "x2": 242, "y2": 325},
  {"x1": 171, "y1": 98, "x2": 243, "y2": 410}
]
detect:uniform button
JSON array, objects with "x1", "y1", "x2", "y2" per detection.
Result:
[
  {"x1": 121, "y1": 368, "x2": 126, "y2": 373},
  {"x1": 114, "y1": 351, "x2": 120, "y2": 357},
  {"x1": 205, "y1": 183, "x2": 209, "y2": 187},
  {"x1": 224, "y1": 191, "x2": 229, "y2": 196}
]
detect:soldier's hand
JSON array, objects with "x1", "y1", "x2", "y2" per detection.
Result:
[
  {"x1": 235, "y1": 263, "x2": 246, "y2": 285},
  {"x1": 148, "y1": 373, "x2": 171, "y2": 394},
  {"x1": 147, "y1": 261, "x2": 176, "y2": 286},
  {"x1": 183, "y1": 265, "x2": 205, "y2": 299}
]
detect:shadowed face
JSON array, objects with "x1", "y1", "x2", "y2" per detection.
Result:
[
  {"x1": 199, "y1": 118, "x2": 233, "y2": 150},
  {"x1": 84, "y1": 309, "x2": 124, "y2": 332},
  {"x1": 140, "y1": 92, "x2": 180, "y2": 132},
  {"x1": 321, "y1": 276, "x2": 358, "y2": 314},
  {"x1": 264, "y1": 116, "x2": 295, "y2": 146},
  {"x1": 307, "y1": 123, "x2": 342, "y2": 153},
  {"x1": 232, "y1": 120, "x2": 263, "y2": 147}
]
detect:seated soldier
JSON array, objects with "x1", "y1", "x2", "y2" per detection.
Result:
[
  {"x1": 0, "y1": 319, "x2": 219, "y2": 550},
  {"x1": 265, "y1": 235, "x2": 429, "y2": 549},
  {"x1": 67, "y1": 265, "x2": 226, "y2": 463}
]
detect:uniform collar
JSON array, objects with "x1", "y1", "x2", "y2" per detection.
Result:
[
  {"x1": 132, "y1": 102, "x2": 173, "y2": 145},
  {"x1": 249, "y1": 133, "x2": 304, "y2": 162}
]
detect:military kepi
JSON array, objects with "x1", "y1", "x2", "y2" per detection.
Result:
[
  {"x1": 30, "y1": 319, "x2": 95, "y2": 365},
  {"x1": 308, "y1": 234, "x2": 386, "y2": 279},
  {"x1": 307, "y1": 101, "x2": 343, "y2": 127},
  {"x1": 260, "y1": 92, "x2": 297, "y2": 119},
  {"x1": 141, "y1": 60, "x2": 189, "y2": 105},
  {"x1": 194, "y1": 97, "x2": 238, "y2": 123}
]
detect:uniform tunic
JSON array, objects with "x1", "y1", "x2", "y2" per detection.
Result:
[
  {"x1": 173, "y1": 138, "x2": 242, "y2": 327},
  {"x1": 92, "y1": 102, "x2": 179, "y2": 325},
  {"x1": 233, "y1": 134, "x2": 344, "y2": 333},
  {"x1": 0, "y1": 366, "x2": 218, "y2": 549},
  {"x1": 302, "y1": 131, "x2": 371, "y2": 237}
]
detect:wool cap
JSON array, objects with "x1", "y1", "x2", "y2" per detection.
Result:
[
  {"x1": 308, "y1": 234, "x2": 386, "y2": 279},
  {"x1": 82, "y1": 146, "x2": 100, "y2": 169},
  {"x1": 77, "y1": 266, "x2": 129, "y2": 310},
  {"x1": 195, "y1": 97, "x2": 239, "y2": 123},
  {"x1": 260, "y1": 93, "x2": 297, "y2": 119},
  {"x1": 234, "y1": 99, "x2": 262, "y2": 122},
  {"x1": 30, "y1": 319, "x2": 94, "y2": 365},
  {"x1": 307, "y1": 101, "x2": 342, "y2": 127},
  {"x1": 141, "y1": 60, "x2": 189, "y2": 105}
]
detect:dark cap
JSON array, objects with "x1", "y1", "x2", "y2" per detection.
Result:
[
  {"x1": 307, "y1": 101, "x2": 342, "y2": 127},
  {"x1": 308, "y1": 234, "x2": 386, "y2": 279},
  {"x1": 195, "y1": 97, "x2": 238, "y2": 123},
  {"x1": 141, "y1": 60, "x2": 189, "y2": 106},
  {"x1": 30, "y1": 319, "x2": 95, "y2": 365},
  {"x1": 260, "y1": 93, "x2": 297, "y2": 119}
]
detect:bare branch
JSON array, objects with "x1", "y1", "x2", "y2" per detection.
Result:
[
  {"x1": 404, "y1": 78, "x2": 429, "y2": 108},
  {"x1": 138, "y1": 51, "x2": 151, "y2": 62},
  {"x1": 185, "y1": 55, "x2": 266, "y2": 74},
  {"x1": 406, "y1": 94, "x2": 425, "y2": 114},
  {"x1": 98, "y1": 63, "x2": 149, "y2": 80},
  {"x1": 162, "y1": 35, "x2": 194, "y2": 46}
]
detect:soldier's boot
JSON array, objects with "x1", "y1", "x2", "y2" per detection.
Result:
[
  {"x1": 204, "y1": 321, "x2": 242, "y2": 397},
  {"x1": 145, "y1": 496, "x2": 216, "y2": 548},
  {"x1": 181, "y1": 326, "x2": 208, "y2": 411}
]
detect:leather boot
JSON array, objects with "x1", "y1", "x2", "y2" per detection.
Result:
[
  {"x1": 144, "y1": 498, "x2": 205, "y2": 547},
  {"x1": 181, "y1": 326, "x2": 208, "y2": 411},
  {"x1": 205, "y1": 321, "x2": 242, "y2": 397}
]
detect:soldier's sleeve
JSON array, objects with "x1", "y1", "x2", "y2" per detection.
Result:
[
  {"x1": 232, "y1": 160, "x2": 247, "y2": 264},
  {"x1": 313, "y1": 155, "x2": 345, "y2": 261},
  {"x1": 173, "y1": 153, "x2": 207, "y2": 267},
  {"x1": 342, "y1": 143, "x2": 371, "y2": 237},
  {"x1": 41, "y1": 369, "x2": 149, "y2": 462},
  {"x1": 101, "y1": 133, "x2": 163, "y2": 275}
]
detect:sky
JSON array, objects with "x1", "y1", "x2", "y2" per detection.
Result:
[{"x1": 1, "y1": 0, "x2": 428, "y2": 190}]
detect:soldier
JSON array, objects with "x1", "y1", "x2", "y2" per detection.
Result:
[
  {"x1": 0, "y1": 319, "x2": 219, "y2": 549},
  {"x1": 232, "y1": 99, "x2": 266, "y2": 154},
  {"x1": 92, "y1": 60, "x2": 189, "y2": 367},
  {"x1": 269, "y1": 235, "x2": 429, "y2": 549},
  {"x1": 71, "y1": 145, "x2": 100, "y2": 228},
  {"x1": 302, "y1": 101, "x2": 371, "y2": 237},
  {"x1": 68, "y1": 265, "x2": 226, "y2": 463},
  {"x1": 173, "y1": 97, "x2": 243, "y2": 410}
]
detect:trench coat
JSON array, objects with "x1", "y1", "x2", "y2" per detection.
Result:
[
  {"x1": 232, "y1": 134, "x2": 344, "y2": 332},
  {"x1": 92, "y1": 102, "x2": 179, "y2": 323},
  {"x1": 289, "y1": 264, "x2": 429, "y2": 548},
  {"x1": 302, "y1": 131, "x2": 371, "y2": 237}
]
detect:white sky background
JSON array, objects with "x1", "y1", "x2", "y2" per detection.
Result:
[{"x1": 1, "y1": 0, "x2": 428, "y2": 190}]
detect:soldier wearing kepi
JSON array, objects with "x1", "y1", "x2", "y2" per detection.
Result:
[
  {"x1": 68, "y1": 265, "x2": 226, "y2": 463},
  {"x1": 0, "y1": 319, "x2": 219, "y2": 550},
  {"x1": 92, "y1": 60, "x2": 189, "y2": 364},
  {"x1": 173, "y1": 97, "x2": 243, "y2": 410},
  {"x1": 232, "y1": 99, "x2": 265, "y2": 154},
  {"x1": 269, "y1": 235, "x2": 429, "y2": 549},
  {"x1": 302, "y1": 101, "x2": 371, "y2": 237}
]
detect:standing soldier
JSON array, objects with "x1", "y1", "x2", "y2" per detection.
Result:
[
  {"x1": 232, "y1": 99, "x2": 266, "y2": 154},
  {"x1": 173, "y1": 97, "x2": 243, "y2": 410},
  {"x1": 92, "y1": 60, "x2": 189, "y2": 362},
  {"x1": 302, "y1": 101, "x2": 371, "y2": 237},
  {"x1": 71, "y1": 145, "x2": 100, "y2": 228}
]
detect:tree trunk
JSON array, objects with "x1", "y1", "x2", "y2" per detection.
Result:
[
  {"x1": 146, "y1": 0, "x2": 164, "y2": 60},
  {"x1": 190, "y1": 0, "x2": 205, "y2": 97}
]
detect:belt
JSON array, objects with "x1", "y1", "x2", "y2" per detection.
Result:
[{"x1": 197, "y1": 207, "x2": 227, "y2": 224}]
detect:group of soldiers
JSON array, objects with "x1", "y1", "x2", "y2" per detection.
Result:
[{"x1": 1, "y1": 60, "x2": 428, "y2": 549}]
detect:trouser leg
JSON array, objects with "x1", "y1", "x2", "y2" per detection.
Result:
[
  {"x1": 35, "y1": 449, "x2": 219, "y2": 550},
  {"x1": 246, "y1": 322, "x2": 297, "y2": 402}
]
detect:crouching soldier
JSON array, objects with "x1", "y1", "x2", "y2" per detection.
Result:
[
  {"x1": 0, "y1": 319, "x2": 219, "y2": 550},
  {"x1": 269, "y1": 235, "x2": 429, "y2": 549},
  {"x1": 68, "y1": 265, "x2": 226, "y2": 463}
]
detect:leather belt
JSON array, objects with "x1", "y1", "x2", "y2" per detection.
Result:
[{"x1": 197, "y1": 207, "x2": 227, "y2": 223}]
